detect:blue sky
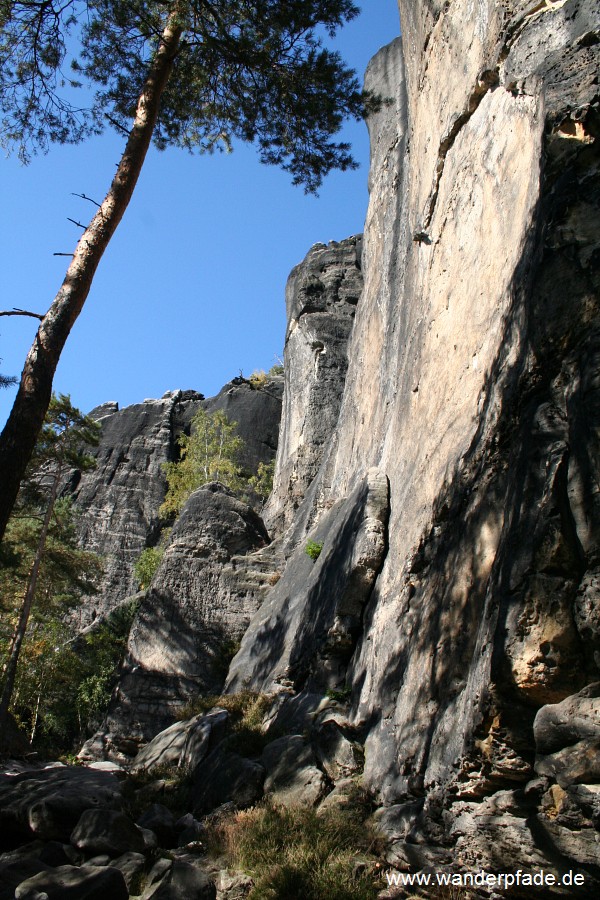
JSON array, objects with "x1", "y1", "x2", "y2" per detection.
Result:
[{"x1": 0, "y1": 2, "x2": 400, "y2": 426}]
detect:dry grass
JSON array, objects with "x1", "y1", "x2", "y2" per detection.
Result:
[
  {"x1": 177, "y1": 691, "x2": 276, "y2": 757},
  {"x1": 205, "y1": 787, "x2": 380, "y2": 900}
]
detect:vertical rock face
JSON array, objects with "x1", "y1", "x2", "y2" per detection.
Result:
[
  {"x1": 339, "y1": 0, "x2": 600, "y2": 809},
  {"x1": 70, "y1": 0, "x2": 598, "y2": 881},
  {"x1": 102, "y1": 483, "x2": 277, "y2": 745},
  {"x1": 70, "y1": 380, "x2": 283, "y2": 625},
  {"x1": 225, "y1": 0, "x2": 600, "y2": 882},
  {"x1": 205, "y1": 377, "x2": 284, "y2": 478},
  {"x1": 227, "y1": 468, "x2": 389, "y2": 696},
  {"x1": 263, "y1": 237, "x2": 363, "y2": 535},
  {"x1": 70, "y1": 391, "x2": 204, "y2": 624}
]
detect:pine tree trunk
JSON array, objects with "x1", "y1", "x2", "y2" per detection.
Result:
[
  {"x1": 0, "y1": 9, "x2": 183, "y2": 543},
  {"x1": 0, "y1": 472, "x2": 60, "y2": 737}
]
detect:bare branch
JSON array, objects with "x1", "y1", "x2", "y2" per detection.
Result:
[
  {"x1": 71, "y1": 193, "x2": 101, "y2": 208},
  {"x1": 104, "y1": 113, "x2": 129, "y2": 136},
  {"x1": 67, "y1": 217, "x2": 86, "y2": 230},
  {"x1": 0, "y1": 308, "x2": 44, "y2": 320}
]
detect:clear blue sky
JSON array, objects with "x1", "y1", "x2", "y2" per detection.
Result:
[{"x1": 0, "y1": 3, "x2": 400, "y2": 426}]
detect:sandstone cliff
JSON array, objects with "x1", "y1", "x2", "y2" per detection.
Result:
[
  {"x1": 228, "y1": 0, "x2": 600, "y2": 885},
  {"x1": 70, "y1": 379, "x2": 282, "y2": 625},
  {"x1": 73, "y1": 0, "x2": 599, "y2": 889},
  {"x1": 263, "y1": 235, "x2": 363, "y2": 535}
]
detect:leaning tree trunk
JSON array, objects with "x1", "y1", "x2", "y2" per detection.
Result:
[{"x1": 0, "y1": 10, "x2": 183, "y2": 543}]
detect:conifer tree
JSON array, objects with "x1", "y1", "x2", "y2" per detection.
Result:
[
  {"x1": 0, "y1": 394, "x2": 101, "y2": 739},
  {"x1": 0, "y1": 1, "x2": 371, "y2": 540}
]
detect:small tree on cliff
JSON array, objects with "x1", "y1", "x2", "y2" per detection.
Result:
[
  {"x1": 161, "y1": 407, "x2": 244, "y2": 516},
  {"x1": 0, "y1": 0, "x2": 369, "y2": 541}
]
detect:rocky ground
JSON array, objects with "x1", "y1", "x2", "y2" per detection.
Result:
[
  {"x1": 3, "y1": 682, "x2": 599, "y2": 898},
  {"x1": 0, "y1": 693, "x2": 373, "y2": 900}
]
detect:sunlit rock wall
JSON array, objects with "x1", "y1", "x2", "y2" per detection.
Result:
[{"x1": 229, "y1": 0, "x2": 600, "y2": 881}]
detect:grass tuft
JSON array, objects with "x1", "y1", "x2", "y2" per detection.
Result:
[
  {"x1": 206, "y1": 786, "x2": 379, "y2": 899},
  {"x1": 176, "y1": 691, "x2": 276, "y2": 757}
]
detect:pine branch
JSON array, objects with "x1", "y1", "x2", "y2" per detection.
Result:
[{"x1": 0, "y1": 308, "x2": 44, "y2": 320}]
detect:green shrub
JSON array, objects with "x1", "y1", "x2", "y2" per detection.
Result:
[
  {"x1": 326, "y1": 686, "x2": 352, "y2": 703},
  {"x1": 134, "y1": 545, "x2": 163, "y2": 589},
  {"x1": 305, "y1": 540, "x2": 323, "y2": 561},
  {"x1": 249, "y1": 459, "x2": 276, "y2": 505},
  {"x1": 160, "y1": 408, "x2": 244, "y2": 517}
]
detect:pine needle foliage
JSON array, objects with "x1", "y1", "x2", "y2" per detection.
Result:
[
  {"x1": 0, "y1": 0, "x2": 369, "y2": 189},
  {"x1": 0, "y1": 395, "x2": 110, "y2": 748},
  {"x1": 0, "y1": 1, "x2": 378, "y2": 544}
]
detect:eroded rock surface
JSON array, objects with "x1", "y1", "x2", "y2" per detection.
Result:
[
  {"x1": 70, "y1": 379, "x2": 282, "y2": 626},
  {"x1": 226, "y1": 468, "x2": 389, "y2": 696},
  {"x1": 263, "y1": 236, "x2": 363, "y2": 535},
  {"x1": 28, "y1": 0, "x2": 598, "y2": 889},
  {"x1": 99, "y1": 484, "x2": 275, "y2": 746},
  {"x1": 225, "y1": 0, "x2": 599, "y2": 887}
]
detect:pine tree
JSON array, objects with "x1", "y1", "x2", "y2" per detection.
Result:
[
  {"x1": 0, "y1": 394, "x2": 102, "y2": 741},
  {"x1": 0, "y1": 1, "x2": 373, "y2": 540},
  {"x1": 0, "y1": 356, "x2": 16, "y2": 389}
]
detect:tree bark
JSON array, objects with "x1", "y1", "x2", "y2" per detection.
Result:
[{"x1": 0, "y1": 8, "x2": 183, "y2": 543}]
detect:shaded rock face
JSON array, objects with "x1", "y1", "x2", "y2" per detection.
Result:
[
  {"x1": 204, "y1": 377, "x2": 283, "y2": 479},
  {"x1": 227, "y1": 468, "x2": 389, "y2": 697},
  {"x1": 263, "y1": 236, "x2": 363, "y2": 535},
  {"x1": 70, "y1": 392, "x2": 204, "y2": 625},
  {"x1": 222, "y1": 0, "x2": 600, "y2": 886},
  {"x1": 54, "y1": 0, "x2": 597, "y2": 886},
  {"x1": 70, "y1": 379, "x2": 282, "y2": 626},
  {"x1": 101, "y1": 484, "x2": 275, "y2": 745}
]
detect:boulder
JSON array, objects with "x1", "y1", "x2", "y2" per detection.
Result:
[
  {"x1": 214, "y1": 870, "x2": 253, "y2": 899},
  {"x1": 70, "y1": 809, "x2": 147, "y2": 856},
  {"x1": 192, "y1": 752, "x2": 264, "y2": 815},
  {"x1": 372, "y1": 801, "x2": 426, "y2": 845},
  {"x1": 110, "y1": 851, "x2": 147, "y2": 893},
  {"x1": 136, "y1": 804, "x2": 176, "y2": 849},
  {"x1": 14, "y1": 865, "x2": 128, "y2": 900},
  {"x1": 131, "y1": 709, "x2": 228, "y2": 774},
  {"x1": 142, "y1": 858, "x2": 215, "y2": 900},
  {"x1": 534, "y1": 684, "x2": 600, "y2": 755},
  {"x1": 0, "y1": 768, "x2": 122, "y2": 845},
  {"x1": 535, "y1": 739, "x2": 600, "y2": 788},
  {"x1": 261, "y1": 736, "x2": 327, "y2": 807},
  {"x1": 313, "y1": 719, "x2": 363, "y2": 781},
  {"x1": 0, "y1": 856, "x2": 53, "y2": 899}
]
